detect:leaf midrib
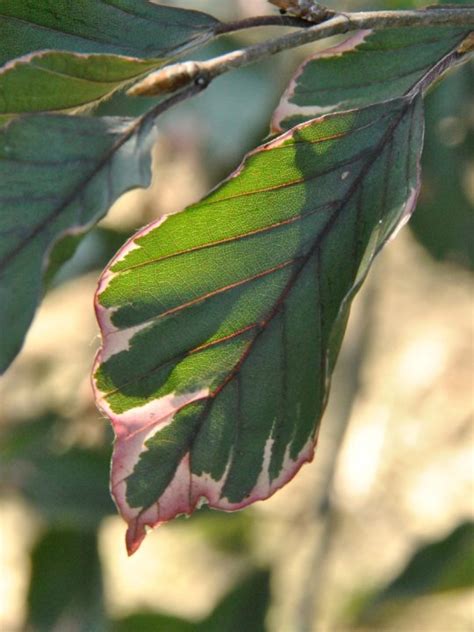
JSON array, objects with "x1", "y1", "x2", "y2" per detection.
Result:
[{"x1": 102, "y1": 99, "x2": 412, "y2": 411}]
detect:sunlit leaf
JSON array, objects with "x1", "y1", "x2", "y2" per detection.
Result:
[
  {"x1": 0, "y1": 1, "x2": 219, "y2": 120},
  {"x1": 93, "y1": 94, "x2": 424, "y2": 553},
  {"x1": 0, "y1": 52, "x2": 159, "y2": 123},
  {"x1": 272, "y1": 26, "x2": 470, "y2": 131},
  {"x1": 0, "y1": 112, "x2": 158, "y2": 373}
]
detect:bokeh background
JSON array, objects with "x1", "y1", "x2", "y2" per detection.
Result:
[{"x1": 0, "y1": 1, "x2": 473, "y2": 630}]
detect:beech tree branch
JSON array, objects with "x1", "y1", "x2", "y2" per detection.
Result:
[
  {"x1": 213, "y1": 14, "x2": 312, "y2": 34},
  {"x1": 128, "y1": 6, "x2": 474, "y2": 99}
]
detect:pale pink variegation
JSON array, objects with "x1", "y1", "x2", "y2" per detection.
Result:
[
  {"x1": 93, "y1": 92, "x2": 424, "y2": 554},
  {"x1": 93, "y1": 219, "x2": 317, "y2": 554},
  {"x1": 271, "y1": 30, "x2": 372, "y2": 133}
]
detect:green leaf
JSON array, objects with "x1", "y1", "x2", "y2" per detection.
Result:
[
  {"x1": 354, "y1": 522, "x2": 474, "y2": 626},
  {"x1": 410, "y1": 63, "x2": 474, "y2": 268},
  {"x1": 0, "y1": 111, "x2": 158, "y2": 373},
  {"x1": 0, "y1": 1, "x2": 219, "y2": 120},
  {"x1": 19, "y1": 447, "x2": 115, "y2": 529},
  {"x1": 0, "y1": 0, "x2": 219, "y2": 63},
  {"x1": 0, "y1": 414, "x2": 114, "y2": 527},
  {"x1": 113, "y1": 569, "x2": 270, "y2": 632},
  {"x1": 93, "y1": 94, "x2": 424, "y2": 554},
  {"x1": 272, "y1": 27, "x2": 470, "y2": 131},
  {"x1": 27, "y1": 528, "x2": 105, "y2": 632},
  {"x1": 203, "y1": 569, "x2": 270, "y2": 632},
  {"x1": 0, "y1": 52, "x2": 159, "y2": 123}
]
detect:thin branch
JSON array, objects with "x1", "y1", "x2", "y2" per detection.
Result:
[
  {"x1": 213, "y1": 14, "x2": 312, "y2": 34},
  {"x1": 268, "y1": 0, "x2": 335, "y2": 21},
  {"x1": 128, "y1": 7, "x2": 474, "y2": 99}
]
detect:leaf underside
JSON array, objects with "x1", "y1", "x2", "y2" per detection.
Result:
[
  {"x1": 0, "y1": 113, "x2": 158, "y2": 372},
  {"x1": 272, "y1": 26, "x2": 470, "y2": 131},
  {"x1": 94, "y1": 94, "x2": 424, "y2": 554},
  {"x1": 0, "y1": 0, "x2": 219, "y2": 121}
]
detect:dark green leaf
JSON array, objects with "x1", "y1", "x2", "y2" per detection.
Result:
[
  {"x1": 19, "y1": 447, "x2": 115, "y2": 528},
  {"x1": 0, "y1": 0, "x2": 219, "y2": 64},
  {"x1": 0, "y1": 1, "x2": 219, "y2": 119},
  {"x1": 355, "y1": 522, "x2": 474, "y2": 625},
  {"x1": 272, "y1": 27, "x2": 470, "y2": 131},
  {"x1": 0, "y1": 111, "x2": 158, "y2": 373},
  {"x1": 27, "y1": 528, "x2": 105, "y2": 632},
  {"x1": 93, "y1": 95, "x2": 424, "y2": 553},
  {"x1": 410, "y1": 63, "x2": 474, "y2": 268},
  {"x1": 1, "y1": 414, "x2": 114, "y2": 526},
  {"x1": 204, "y1": 569, "x2": 270, "y2": 632},
  {"x1": 113, "y1": 569, "x2": 270, "y2": 632},
  {"x1": 113, "y1": 613, "x2": 195, "y2": 632}
]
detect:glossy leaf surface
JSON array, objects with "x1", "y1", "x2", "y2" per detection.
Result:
[
  {"x1": 0, "y1": 1, "x2": 219, "y2": 119},
  {"x1": 94, "y1": 95, "x2": 424, "y2": 553},
  {"x1": 0, "y1": 112, "x2": 158, "y2": 373},
  {"x1": 272, "y1": 26, "x2": 470, "y2": 131}
]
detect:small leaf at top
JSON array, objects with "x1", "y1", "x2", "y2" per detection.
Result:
[
  {"x1": 272, "y1": 26, "x2": 471, "y2": 131},
  {"x1": 93, "y1": 94, "x2": 424, "y2": 554},
  {"x1": 0, "y1": 0, "x2": 220, "y2": 119},
  {"x1": 0, "y1": 111, "x2": 159, "y2": 373}
]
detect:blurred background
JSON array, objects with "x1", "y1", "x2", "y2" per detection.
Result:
[{"x1": 0, "y1": 0, "x2": 473, "y2": 630}]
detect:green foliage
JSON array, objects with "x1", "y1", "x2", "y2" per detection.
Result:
[
  {"x1": 0, "y1": 414, "x2": 114, "y2": 528},
  {"x1": 0, "y1": 0, "x2": 219, "y2": 63},
  {"x1": 272, "y1": 26, "x2": 469, "y2": 130},
  {"x1": 410, "y1": 63, "x2": 474, "y2": 268},
  {"x1": 27, "y1": 528, "x2": 105, "y2": 632},
  {"x1": 113, "y1": 569, "x2": 270, "y2": 632},
  {"x1": 0, "y1": 54, "x2": 158, "y2": 123},
  {"x1": 351, "y1": 522, "x2": 474, "y2": 626},
  {"x1": 0, "y1": 1, "x2": 219, "y2": 120},
  {"x1": 94, "y1": 95, "x2": 424, "y2": 551},
  {"x1": 0, "y1": 113, "x2": 158, "y2": 372}
]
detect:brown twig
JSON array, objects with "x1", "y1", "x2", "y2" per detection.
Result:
[
  {"x1": 268, "y1": 0, "x2": 335, "y2": 21},
  {"x1": 213, "y1": 14, "x2": 311, "y2": 34},
  {"x1": 128, "y1": 7, "x2": 474, "y2": 98}
]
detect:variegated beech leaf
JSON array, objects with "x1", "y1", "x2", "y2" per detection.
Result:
[
  {"x1": 93, "y1": 94, "x2": 424, "y2": 554},
  {"x1": 0, "y1": 112, "x2": 159, "y2": 373},
  {"x1": 272, "y1": 26, "x2": 471, "y2": 132},
  {"x1": 0, "y1": 1, "x2": 220, "y2": 121},
  {"x1": 0, "y1": 0, "x2": 219, "y2": 65}
]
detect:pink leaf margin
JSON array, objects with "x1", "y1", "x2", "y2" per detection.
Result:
[
  {"x1": 92, "y1": 95, "x2": 423, "y2": 554},
  {"x1": 271, "y1": 30, "x2": 372, "y2": 133},
  {"x1": 92, "y1": 216, "x2": 318, "y2": 555}
]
